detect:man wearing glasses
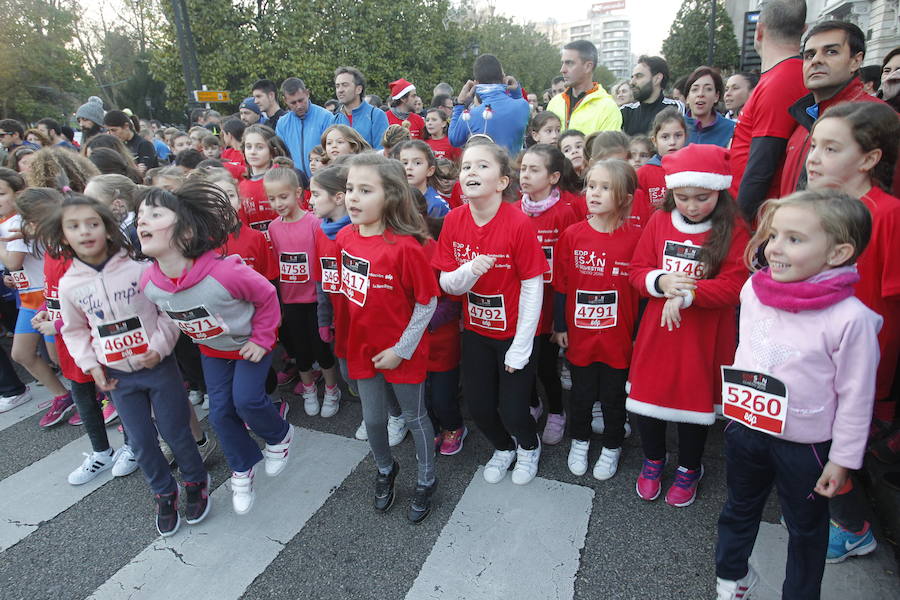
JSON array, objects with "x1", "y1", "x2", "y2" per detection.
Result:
[{"x1": 0, "y1": 119, "x2": 38, "y2": 161}]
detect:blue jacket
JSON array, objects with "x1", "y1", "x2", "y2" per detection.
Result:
[
  {"x1": 333, "y1": 101, "x2": 389, "y2": 150},
  {"x1": 686, "y1": 113, "x2": 736, "y2": 148},
  {"x1": 276, "y1": 103, "x2": 335, "y2": 178},
  {"x1": 424, "y1": 186, "x2": 449, "y2": 217},
  {"x1": 449, "y1": 84, "x2": 530, "y2": 157}
]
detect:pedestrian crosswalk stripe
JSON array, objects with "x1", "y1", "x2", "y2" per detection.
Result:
[
  {"x1": 405, "y1": 468, "x2": 594, "y2": 600},
  {"x1": 0, "y1": 386, "x2": 52, "y2": 433},
  {"x1": 87, "y1": 428, "x2": 368, "y2": 600}
]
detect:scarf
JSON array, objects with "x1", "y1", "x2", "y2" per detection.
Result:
[
  {"x1": 320, "y1": 215, "x2": 352, "y2": 240},
  {"x1": 751, "y1": 266, "x2": 859, "y2": 313},
  {"x1": 390, "y1": 108, "x2": 410, "y2": 121},
  {"x1": 521, "y1": 187, "x2": 560, "y2": 217}
]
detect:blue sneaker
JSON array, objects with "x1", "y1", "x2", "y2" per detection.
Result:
[{"x1": 826, "y1": 520, "x2": 877, "y2": 563}]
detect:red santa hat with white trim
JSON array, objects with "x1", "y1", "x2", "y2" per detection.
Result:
[
  {"x1": 389, "y1": 78, "x2": 416, "y2": 101},
  {"x1": 661, "y1": 144, "x2": 733, "y2": 191}
]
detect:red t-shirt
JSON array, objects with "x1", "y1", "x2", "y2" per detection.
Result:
[
  {"x1": 336, "y1": 227, "x2": 439, "y2": 383},
  {"x1": 422, "y1": 240, "x2": 461, "y2": 373},
  {"x1": 565, "y1": 189, "x2": 651, "y2": 230},
  {"x1": 553, "y1": 221, "x2": 641, "y2": 368},
  {"x1": 729, "y1": 57, "x2": 807, "y2": 200},
  {"x1": 387, "y1": 111, "x2": 426, "y2": 139},
  {"x1": 517, "y1": 197, "x2": 578, "y2": 335},
  {"x1": 856, "y1": 186, "x2": 900, "y2": 399},
  {"x1": 426, "y1": 136, "x2": 461, "y2": 163},
  {"x1": 637, "y1": 162, "x2": 667, "y2": 210},
  {"x1": 44, "y1": 256, "x2": 92, "y2": 383},
  {"x1": 314, "y1": 227, "x2": 351, "y2": 359},
  {"x1": 221, "y1": 147, "x2": 246, "y2": 181},
  {"x1": 238, "y1": 177, "x2": 277, "y2": 237},
  {"x1": 268, "y1": 212, "x2": 320, "y2": 305},
  {"x1": 432, "y1": 201, "x2": 549, "y2": 340},
  {"x1": 219, "y1": 224, "x2": 277, "y2": 281}
]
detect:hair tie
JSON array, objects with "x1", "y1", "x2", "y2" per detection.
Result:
[{"x1": 61, "y1": 186, "x2": 72, "y2": 193}]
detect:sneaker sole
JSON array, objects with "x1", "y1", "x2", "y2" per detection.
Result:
[
  {"x1": 408, "y1": 505, "x2": 431, "y2": 524},
  {"x1": 826, "y1": 538, "x2": 877, "y2": 563},
  {"x1": 103, "y1": 414, "x2": 119, "y2": 425},
  {"x1": 40, "y1": 404, "x2": 75, "y2": 428},
  {"x1": 440, "y1": 428, "x2": 468, "y2": 456},
  {"x1": 374, "y1": 491, "x2": 395, "y2": 513},
  {"x1": 233, "y1": 496, "x2": 254, "y2": 515},
  {"x1": 185, "y1": 474, "x2": 212, "y2": 525},
  {"x1": 157, "y1": 513, "x2": 181, "y2": 537}
]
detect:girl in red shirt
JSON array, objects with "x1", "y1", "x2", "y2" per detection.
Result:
[
  {"x1": 433, "y1": 141, "x2": 549, "y2": 486},
  {"x1": 636, "y1": 108, "x2": 687, "y2": 213},
  {"x1": 559, "y1": 130, "x2": 587, "y2": 180},
  {"x1": 264, "y1": 167, "x2": 340, "y2": 417},
  {"x1": 423, "y1": 108, "x2": 461, "y2": 163},
  {"x1": 220, "y1": 118, "x2": 247, "y2": 181},
  {"x1": 553, "y1": 159, "x2": 642, "y2": 480},
  {"x1": 804, "y1": 101, "x2": 900, "y2": 556},
  {"x1": 337, "y1": 153, "x2": 439, "y2": 523},
  {"x1": 628, "y1": 144, "x2": 749, "y2": 508},
  {"x1": 238, "y1": 125, "x2": 288, "y2": 237},
  {"x1": 517, "y1": 144, "x2": 578, "y2": 446}
]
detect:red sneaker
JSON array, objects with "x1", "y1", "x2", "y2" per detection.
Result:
[
  {"x1": 635, "y1": 458, "x2": 666, "y2": 501},
  {"x1": 440, "y1": 426, "x2": 468, "y2": 456},
  {"x1": 665, "y1": 465, "x2": 704, "y2": 507},
  {"x1": 39, "y1": 393, "x2": 74, "y2": 428}
]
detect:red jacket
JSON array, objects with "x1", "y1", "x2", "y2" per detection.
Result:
[{"x1": 780, "y1": 77, "x2": 886, "y2": 196}]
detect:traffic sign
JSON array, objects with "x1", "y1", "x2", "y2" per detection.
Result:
[{"x1": 193, "y1": 90, "x2": 231, "y2": 102}]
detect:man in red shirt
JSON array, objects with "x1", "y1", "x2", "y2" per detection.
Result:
[
  {"x1": 387, "y1": 78, "x2": 426, "y2": 139},
  {"x1": 730, "y1": 0, "x2": 808, "y2": 223},
  {"x1": 779, "y1": 21, "x2": 886, "y2": 197}
]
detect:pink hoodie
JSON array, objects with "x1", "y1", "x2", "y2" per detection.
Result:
[{"x1": 59, "y1": 250, "x2": 180, "y2": 374}]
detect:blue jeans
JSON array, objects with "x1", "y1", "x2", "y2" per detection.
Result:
[
  {"x1": 201, "y1": 352, "x2": 288, "y2": 473},
  {"x1": 107, "y1": 355, "x2": 207, "y2": 495},
  {"x1": 716, "y1": 422, "x2": 830, "y2": 599}
]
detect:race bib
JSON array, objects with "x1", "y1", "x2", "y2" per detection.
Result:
[
  {"x1": 279, "y1": 252, "x2": 309, "y2": 283},
  {"x1": 341, "y1": 250, "x2": 370, "y2": 307},
  {"x1": 320, "y1": 257, "x2": 340, "y2": 293},
  {"x1": 46, "y1": 296, "x2": 62, "y2": 322},
  {"x1": 97, "y1": 316, "x2": 149, "y2": 362},
  {"x1": 542, "y1": 246, "x2": 553, "y2": 283},
  {"x1": 663, "y1": 240, "x2": 705, "y2": 278},
  {"x1": 467, "y1": 292, "x2": 507, "y2": 331},
  {"x1": 165, "y1": 306, "x2": 225, "y2": 341},
  {"x1": 250, "y1": 219, "x2": 272, "y2": 242},
  {"x1": 574, "y1": 290, "x2": 617, "y2": 329},
  {"x1": 721, "y1": 367, "x2": 789, "y2": 435},
  {"x1": 9, "y1": 269, "x2": 29, "y2": 290}
]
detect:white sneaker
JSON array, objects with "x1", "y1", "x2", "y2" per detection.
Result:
[
  {"x1": 263, "y1": 424, "x2": 294, "y2": 476},
  {"x1": 387, "y1": 415, "x2": 407, "y2": 447},
  {"x1": 302, "y1": 386, "x2": 320, "y2": 416},
  {"x1": 483, "y1": 449, "x2": 517, "y2": 483},
  {"x1": 0, "y1": 387, "x2": 31, "y2": 413},
  {"x1": 511, "y1": 442, "x2": 541, "y2": 485},
  {"x1": 320, "y1": 386, "x2": 341, "y2": 418},
  {"x1": 188, "y1": 390, "x2": 203, "y2": 406},
  {"x1": 68, "y1": 448, "x2": 116, "y2": 485},
  {"x1": 355, "y1": 419, "x2": 368, "y2": 441},
  {"x1": 568, "y1": 440, "x2": 589, "y2": 476},
  {"x1": 592, "y1": 447, "x2": 622, "y2": 481},
  {"x1": 112, "y1": 444, "x2": 139, "y2": 477},
  {"x1": 560, "y1": 363, "x2": 572, "y2": 391},
  {"x1": 231, "y1": 468, "x2": 255, "y2": 514},
  {"x1": 591, "y1": 402, "x2": 605, "y2": 434},
  {"x1": 716, "y1": 566, "x2": 759, "y2": 600}
]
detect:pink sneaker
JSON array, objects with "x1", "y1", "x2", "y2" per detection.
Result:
[
  {"x1": 665, "y1": 466, "x2": 704, "y2": 507},
  {"x1": 440, "y1": 426, "x2": 468, "y2": 456},
  {"x1": 276, "y1": 365, "x2": 298, "y2": 386},
  {"x1": 635, "y1": 458, "x2": 666, "y2": 501},
  {"x1": 39, "y1": 393, "x2": 74, "y2": 428},
  {"x1": 541, "y1": 412, "x2": 566, "y2": 445},
  {"x1": 101, "y1": 398, "x2": 118, "y2": 425},
  {"x1": 68, "y1": 409, "x2": 83, "y2": 426}
]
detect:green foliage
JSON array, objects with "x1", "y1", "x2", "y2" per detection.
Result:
[
  {"x1": 0, "y1": 0, "x2": 91, "y2": 122},
  {"x1": 149, "y1": 0, "x2": 566, "y2": 115},
  {"x1": 661, "y1": 0, "x2": 740, "y2": 81}
]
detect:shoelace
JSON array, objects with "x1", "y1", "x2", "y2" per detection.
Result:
[
  {"x1": 517, "y1": 448, "x2": 539, "y2": 466},
  {"x1": 671, "y1": 470, "x2": 698, "y2": 489},
  {"x1": 487, "y1": 451, "x2": 513, "y2": 469},
  {"x1": 641, "y1": 460, "x2": 664, "y2": 480},
  {"x1": 445, "y1": 430, "x2": 463, "y2": 442}
]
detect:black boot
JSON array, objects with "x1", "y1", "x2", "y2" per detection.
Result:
[
  {"x1": 407, "y1": 478, "x2": 437, "y2": 524},
  {"x1": 374, "y1": 460, "x2": 399, "y2": 512}
]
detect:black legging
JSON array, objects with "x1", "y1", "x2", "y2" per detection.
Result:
[
  {"x1": 570, "y1": 362, "x2": 627, "y2": 447},
  {"x1": 426, "y1": 367, "x2": 462, "y2": 432},
  {"x1": 174, "y1": 333, "x2": 205, "y2": 392},
  {"x1": 635, "y1": 414, "x2": 709, "y2": 471},
  {"x1": 531, "y1": 333, "x2": 563, "y2": 414},
  {"x1": 461, "y1": 330, "x2": 538, "y2": 451},
  {"x1": 281, "y1": 302, "x2": 335, "y2": 371}
]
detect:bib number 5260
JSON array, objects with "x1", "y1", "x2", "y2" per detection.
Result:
[{"x1": 721, "y1": 367, "x2": 789, "y2": 435}]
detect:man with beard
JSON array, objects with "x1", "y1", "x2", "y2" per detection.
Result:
[{"x1": 620, "y1": 55, "x2": 684, "y2": 136}]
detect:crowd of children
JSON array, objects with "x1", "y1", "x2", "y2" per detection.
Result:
[{"x1": 0, "y1": 70, "x2": 896, "y2": 599}]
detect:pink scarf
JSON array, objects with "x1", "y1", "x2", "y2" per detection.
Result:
[
  {"x1": 751, "y1": 266, "x2": 859, "y2": 313},
  {"x1": 521, "y1": 187, "x2": 560, "y2": 217}
]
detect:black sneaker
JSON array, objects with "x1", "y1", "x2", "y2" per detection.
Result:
[
  {"x1": 155, "y1": 490, "x2": 180, "y2": 537},
  {"x1": 407, "y1": 478, "x2": 438, "y2": 524},
  {"x1": 374, "y1": 460, "x2": 399, "y2": 512},
  {"x1": 184, "y1": 474, "x2": 211, "y2": 525}
]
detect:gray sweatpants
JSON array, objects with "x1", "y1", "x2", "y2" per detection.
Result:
[{"x1": 358, "y1": 374, "x2": 435, "y2": 486}]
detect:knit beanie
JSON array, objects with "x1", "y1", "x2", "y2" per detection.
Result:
[
  {"x1": 239, "y1": 97, "x2": 262, "y2": 115},
  {"x1": 662, "y1": 144, "x2": 732, "y2": 190},
  {"x1": 75, "y1": 96, "x2": 105, "y2": 126}
]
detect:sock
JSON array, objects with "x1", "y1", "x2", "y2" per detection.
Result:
[
  {"x1": 325, "y1": 384, "x2": 338, "y2": 393},
  {"x1": 303, "y1": 383, "x2": 316, "y2": 393},
  {"x1": 96, "y1": 447, "x2": 114, "y2": 458}
]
